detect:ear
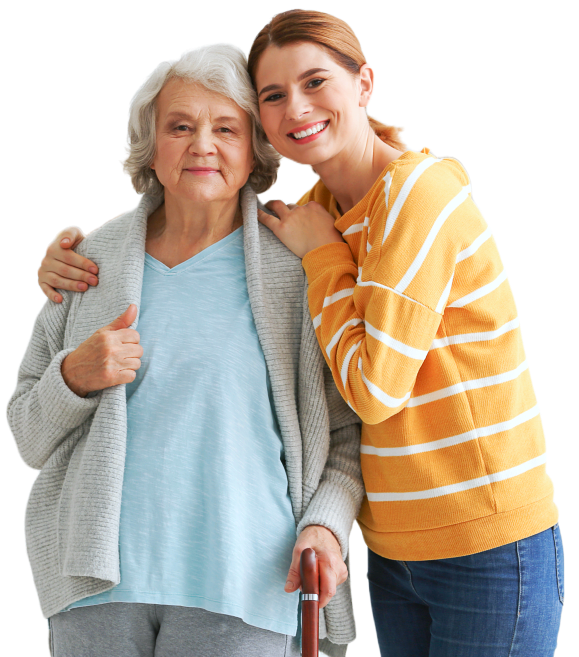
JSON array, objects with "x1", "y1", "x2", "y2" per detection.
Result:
[{"x1": 359, "y1": 64, "x2": 374, "y2": 108}]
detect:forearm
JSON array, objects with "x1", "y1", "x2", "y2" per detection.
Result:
[
  {"x1": 7, "y1": 302, "x2": 101, "y2": 469},
  {"x1": 297, "y1": 423, "x2": 363, "y2": 559},
  {"x1": 303, "y1": 242, "x2": 441, "y2": 424}
]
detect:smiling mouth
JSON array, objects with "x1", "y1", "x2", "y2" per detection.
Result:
[{"x1": 288, "y1": 121, "x2": 329, "y2": 140}]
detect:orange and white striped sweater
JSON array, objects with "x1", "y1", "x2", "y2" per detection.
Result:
[{"x1": 299, "y1": 150, "x2": 557, "y2": 560}]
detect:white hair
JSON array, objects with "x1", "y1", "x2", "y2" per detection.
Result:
[{"x1": 124, "y1": 44, "x2": 279, "y2": 196}]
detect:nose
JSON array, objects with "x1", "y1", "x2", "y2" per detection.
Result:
[
  {"x1": 188, "y1": 126, "x2": 216, "y2": 157},
  {"x1": 284, "y1": 90, "x2": 311, "y2": 123}
]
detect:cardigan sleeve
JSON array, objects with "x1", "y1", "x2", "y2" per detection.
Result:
[
  {"x1": 7, "y1": 291, "x2": 101, "y2": 469},
  {"x1": 296, "y1": 288, "x2": 364, "y2": 560},
  {"x1": 301, "y1": 158, "x2": 479, "y2": 425}
]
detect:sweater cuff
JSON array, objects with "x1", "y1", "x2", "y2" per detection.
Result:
[
  {"x1": 302, "y1": 242, "x2": 354, "y2": 283},
  {"x1": 37, "y1": 348, "x2": 102, "y2": 429},
  {"x1": 297, "y1": 480, "x2": 358, "y2": 561}
]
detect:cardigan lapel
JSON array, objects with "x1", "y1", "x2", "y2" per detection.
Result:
[
  {"x1": 60, "y1": 194, "x2": 162, "y2": 580},
  {"x1": 240, "y1": 185, "x2": 303, "y2": 519}
]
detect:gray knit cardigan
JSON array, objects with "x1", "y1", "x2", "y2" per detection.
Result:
[{"x1": 8, "y1": 185, "x2": 364, "y2": 657}]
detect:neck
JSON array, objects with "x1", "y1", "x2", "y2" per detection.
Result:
[
  {"x1": 146, "y1": 192, "x2": 242, "y2": 268},
  {"x1": 313, "y1": 122, "x2": 404, "y2": 214}
]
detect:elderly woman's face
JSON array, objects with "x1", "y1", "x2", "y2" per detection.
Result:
[{"x1": 151, "y1": 78, "x2": 255, "y2": 204}]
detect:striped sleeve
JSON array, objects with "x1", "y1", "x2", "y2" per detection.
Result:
[{"x1": 301, "y1": 158, "x2": 484, "y2": 425}]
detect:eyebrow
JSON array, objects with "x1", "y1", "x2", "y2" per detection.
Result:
[
  {"x1": 258, "y1": 68, "x2": 330, "y2": 98},
  {"x1": 164, "y1": 112, "x2": 242, "y2": 124}
]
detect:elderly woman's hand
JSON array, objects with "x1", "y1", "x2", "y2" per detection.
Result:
[
  {"x1": 258, "y1": 201, "x2": 344, "y2": 259},
  {"x1": 38, "y1": 227, "x2": 99, "y2": 303},
  {"x1": 61, "y1": 304, "x2": 142, "y2": 397},
  {"x1": 285, "y1": 525, "x2": 348, "y2": 609}
]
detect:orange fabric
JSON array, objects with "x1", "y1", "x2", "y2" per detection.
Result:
[{"x1": 299, "y1": 151, "x2": 557, "y2": 560}]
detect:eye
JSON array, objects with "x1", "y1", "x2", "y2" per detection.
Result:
[
  {"x1": 306, "y1": 78, "x2": 326, "y2": 89},
  {"x1": 217, "y1": 127, "x2": 232, "y2": 133},
  {"x1": 263, "y1": 92, "x2": 284, "y2": 103},
  {"x1": 175, "y1": 124, "x2": 190, "y2": 132}
]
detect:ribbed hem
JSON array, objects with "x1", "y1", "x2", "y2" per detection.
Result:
[{"x1": 359, "y1": 496, "x2": 558, "y2": 561}]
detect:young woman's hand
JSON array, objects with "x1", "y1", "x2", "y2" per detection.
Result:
[
  {"x1": 258, "y1": 201, "x2": 344, "y2": 259},
  {"x1": 38, "y1": 227, "x2": 99, "y2": 303}
]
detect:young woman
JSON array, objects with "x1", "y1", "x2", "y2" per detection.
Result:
[{"x1": 37, "y1": 10, "x2": 563, "y2": 657}]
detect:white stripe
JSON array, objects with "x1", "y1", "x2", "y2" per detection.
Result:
[
  {"x1": 361, "y1": 404, "x2": 540, "y2": 457},
  {"x1": 343, "y1": 216, "x2": 370, "y2": 236},
  {"x1": 366, "y1": 453, "x2": 547, "y2": 501},
  {"x1": 382, "y1": 172, "x2": 396, "y2": 244},
  {"x1": 326, "y1": 318, "x2": 363, "y2": 357},
  {"x1": 430, "y1": 318, "x2": 520, "y2": 350},
  {"x1": 356, "y1": 280, "x2": 431, "y2": 310},
  {"x1": 396, "y1": 188, "x2": 469, "y2": 293},
  {"x1": 407, "y1": 360, "x2": 529, "y2": 408},
  {"x1": 343, "y1": 223, "x2": 364, "y2": 235},
  {"x1": 341, "y1": 340, "x2": 361, "y2": 389},
  {"x1": 462, "y1": 183, "x2": 472, "y2": 194},
  {"x1": 448, "y1": 270, "x2": 508, "y2": 309},
  {"x1": 383, "y1": 171, "x2": 392, "y2": 211},
  {"x1": 435, "y1": 273, "x2": 454, "y2": 313},
  {"x1": 322, "y1": 288, "x2": 355, "y2": 309},
  {"x1": 359, "y1": 358, "x2": 411, "y2": 409},
  {"x1": 366, "y1": 322, "x2": 428, "y2": 360},
  {"x1": 313, "y1": 283, "x2": 355, "y2": 334},
  {"x1": 366, "y1": 241, "x2": 372, "y2": 253},
  {"x1": 382, "y1": 158, "x2": 439, "y2": 245},
  {"x1": 456, "y1": 227, "x2": 492, "y2": 263}
]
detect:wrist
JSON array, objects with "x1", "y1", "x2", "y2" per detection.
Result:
[
  {"x1": 301, "y1": 524, "x2": 340, "y2": 547},
  {"x1": 61, "y1": 354, "x2": 88, "y2": 398}
]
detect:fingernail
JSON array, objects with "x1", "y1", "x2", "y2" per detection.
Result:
[
  {"x1": 88, "y1": 267, "x2": 98, "y2": 275},
  {"x1": 61, "y1": 238, "x2": 70, "y2": 245},
  {"x1": 285, "y1": 581, "x2": 293, "y2": 590},
  {"x1": 88, "y1": 276, "x2": 98, "y2": 285},
  {"x1": 77, "y1": 282, "x2": 87, "y2": 290}
]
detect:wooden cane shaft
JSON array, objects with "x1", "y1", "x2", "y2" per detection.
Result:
[
  {"x1": 300, "y1": 548, "x2": 319, "y2": 657},
  {"x1": 302, "y1": 600, "x2": 319, "y2": 657}
]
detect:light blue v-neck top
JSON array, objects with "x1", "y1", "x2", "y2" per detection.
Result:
[{"x1": 67, "y1": 227, "x2": 300, "y2": 635}]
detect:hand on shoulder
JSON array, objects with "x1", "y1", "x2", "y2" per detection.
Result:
[{"x1": 38, "y1": 227, "x2": 99, "y2": 303}]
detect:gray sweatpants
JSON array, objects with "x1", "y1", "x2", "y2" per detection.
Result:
[{"x1": 49, "y1": 603, "x2": 301, "y2": 656}]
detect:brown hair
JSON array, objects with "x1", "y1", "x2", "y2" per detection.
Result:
[{"x1": 248, "y1": 9, "x2": 405, "y2": 150}]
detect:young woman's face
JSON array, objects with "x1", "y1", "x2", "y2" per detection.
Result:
[{"x1": 255, "y1": 42, "x2": 370, "y2": 167}]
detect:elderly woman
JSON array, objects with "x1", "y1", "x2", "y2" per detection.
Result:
[{"x1": 8, "y1": 45, "x2": 363, "y2": 657}]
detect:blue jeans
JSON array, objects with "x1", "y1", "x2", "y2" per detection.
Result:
[{"x1": 368, "y1": 525, "x2": 564, "y2": 657}]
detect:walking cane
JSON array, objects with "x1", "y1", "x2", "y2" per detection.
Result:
[{"x1": 300, "y1": 548, "x2": 319, "y2": 657}]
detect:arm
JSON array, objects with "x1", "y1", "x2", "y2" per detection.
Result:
[
  {"x1": 38, "y1": 227, "x2": 98, "y2": 303},
  {"x1": 7, "y1": 291, "x2": 102, "y2": 469},
  {"x1": 284, "y1": 286, "x2": 364, "y2": 608},
  {"x1": 296, "y1": 364, "x2": 363, "y2": 559},
  {"x1": 262, "y1": 164, "x2": 475, "y2": 424}
]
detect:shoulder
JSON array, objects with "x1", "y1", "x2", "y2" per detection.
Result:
[
  {"x1": 76, "y1": 211, "x2": 132, "y2": 257},
  {"x1": 370, "y1": 151, "x2": 481, "y2": 239},
  {"x1": 385, "y1": 151, "x2": 470, "y2": 209},
  {"x1": 257, "y1": 222, "x2": 304, "y2": 276}
]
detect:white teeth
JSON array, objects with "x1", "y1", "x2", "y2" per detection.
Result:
[{"x1": 291, "y1": 121, "x2": 328, "y2": 140}]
